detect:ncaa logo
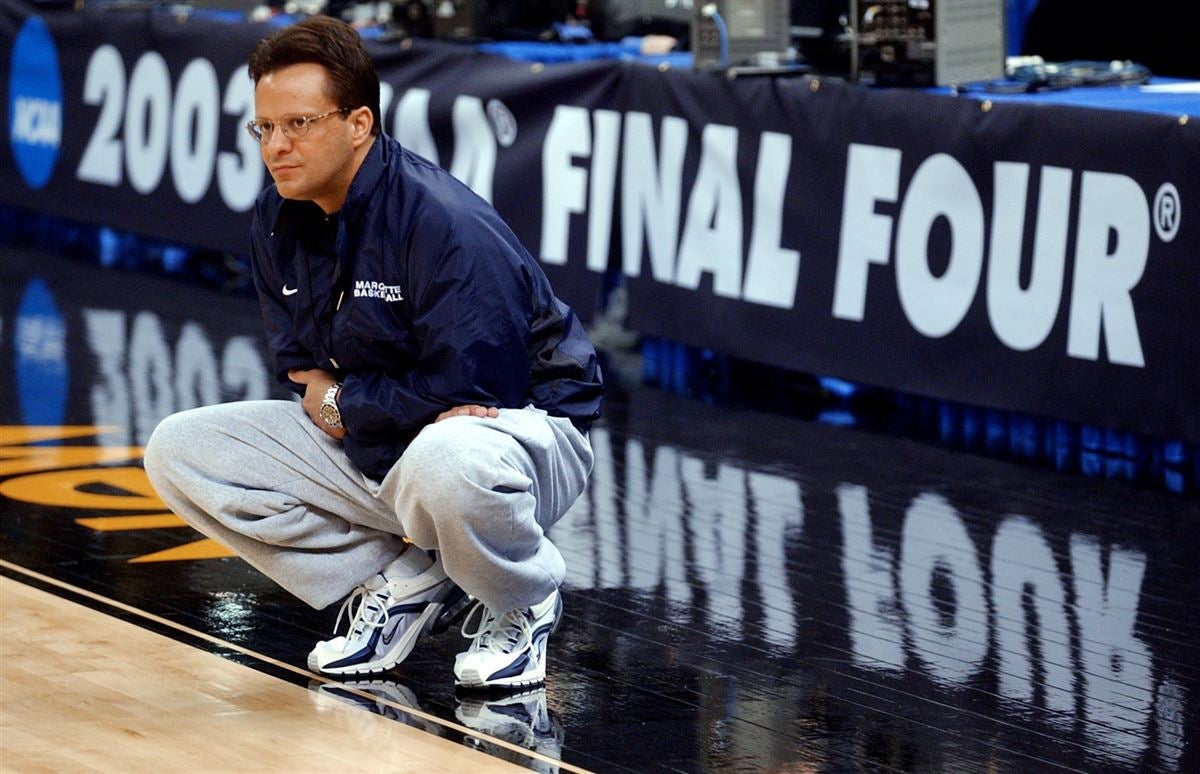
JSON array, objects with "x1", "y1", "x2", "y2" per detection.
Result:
[{"x1": 9, "y1": 16, "x2": 63, "y2": 189}]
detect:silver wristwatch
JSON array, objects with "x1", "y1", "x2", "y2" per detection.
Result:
[{"x1": 318, "y1": 382, "x2": 343, "y2": 429}]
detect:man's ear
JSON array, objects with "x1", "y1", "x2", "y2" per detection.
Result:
[{"x1": 350, "y1": 106, "x2": 374, "y2": 146}]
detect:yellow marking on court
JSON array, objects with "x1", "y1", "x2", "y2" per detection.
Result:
[
  {"x1": 0, "y1": 425, "x2": 140, "y2": 477},
  {"x1": 129, "y1": 538, "x2": 236, "y2": 563},
  {"x1": 0, "y1": 465, "x2": 165, "y2": 510},
  {"x1": 0, "y1": 425, "x2": 390, "y2": 566},
  {"x1": 0, "y1": 444, "x2": 145, "y2": 477},
  {"x1": 0, "y1": 425, "x2": 230, "y2": 564},
  {"x1": 0, "y1": 425, "x2": 135, "y2": 477},
  {"x1": 75, "y1": 513, "x2": 189, "y2": 531},
  {"x1": 0, "y1": 425, "x2": 119, "y2": 444}
]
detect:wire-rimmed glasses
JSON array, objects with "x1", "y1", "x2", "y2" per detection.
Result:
[{"x1": 245, "y1": 108, "x2": 351, "y2": 144}]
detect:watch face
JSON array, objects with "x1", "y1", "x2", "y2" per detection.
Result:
[{"x1": 319, "y1": 402, "x2": 342, "y2": 428}]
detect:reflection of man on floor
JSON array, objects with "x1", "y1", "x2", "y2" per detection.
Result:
[
  {"x1": 313, "y1": 678, "x2": 563, "y2": 773},
  {"x1": 145, "y1": 16, "x2": 602, "y2": 690}
]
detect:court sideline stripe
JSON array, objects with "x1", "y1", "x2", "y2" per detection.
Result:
[{"x1": 0, "y1": 558, "x2": 592, "y2": 774}]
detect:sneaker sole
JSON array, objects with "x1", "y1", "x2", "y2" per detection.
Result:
[{"x1": 455, "y1": 668, "x2": 546, "y2": 690}]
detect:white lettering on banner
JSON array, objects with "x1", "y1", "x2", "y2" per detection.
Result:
[
  {"x1": 486, "y1": 99, "x2": 518, "y2": 147},
  {"x1": 987, "y1": 163, "x2": 1070, "y2": 351},
  {"x1": 588, "y1": 110, "x2": 621, "y2": 273},
  {"x1": 621, "y1": 111, "x2": 687, "y2": 284},
  {"x1": 15, "y1": 314, "x2": 66, "y2": 362},
  {"x1": 124, "y1": 52, "x2": 171, "y2": 195},
  {"x1": 378, "y1": 82, "x2": 394, "y2": 129},
  {"x1": 585, "y1": 111, "x2": 801, "y2": 304},
  {"x1": 833, "y1": 144, "x2": 902, "y2": 321},
  {"x1": 448, "y1": 95, "x2": 495, "y2": 203},
  {"x1": 77, "y1": 45, "x2": 126, "y2": 187},
  {"x1": 896, "y1": 153, "x2": 985, "y2": 337},
  {"x1": 12, "y1": 96, "x2": 61, "y2": 147},
  {"x1": 83, "y1": 309, "x2": 269, "y2": 447},
  {"x1": 743, "y1": 131, "x2": 800, "y2": 309},
  {"x1": 378, "y1": 91, "x2": 506, "y2": 197},
  {"x1": 393, "y1": 88, "x2": 439, "y2": 165},
  {"x1": 170, "y1": 58, "x2": 219, "y2": 204},
  {"x1": 76, "y1": 48, "x2": 261, "y2": 210},
  {"x1": 386, "y1": 89, "x2": 512, "y2": 197},
  {"x1": 541, "y1": 118, "x2": 1162, "y2": 345},
  {"x1": 541, "y1": 106, "x2": 591, "y2": 266},
  {"x1": 217, "y1": 66, "x2": 262, "y2": 213},
  {"x1": 69, "y1": 48, "x2": 537, "y2": 211},
  {"x1": 62, "y1": 53, "x2": 1172, "y2": 364},
  {"x1": 834, "y1": 142, "x2": 1155, "y2": 365},
  {"x1": 538, "y1": 106, "x2": 620, "y2": 270},
  {"x1": 1067, "y1": 172, "x2": 1149, "y2": 367},
  {"x1": 676, "y1": 124, "x2": 743, "y2": 298},
  {"x1": 615, "y1": 114, "x2": 801, "y2": 306},
  {"x1": 1153, "y1": 183, "x2": 1181, "y2": 243}
]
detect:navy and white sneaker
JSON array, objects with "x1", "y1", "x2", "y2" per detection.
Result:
[
  {"x1": 307, "y1": 557, "x2": 468, "y2": 675},
  {"x1": 457, "y1": 687, "x2": 564, "y2": 772},
  {"x1": 453, "y1": 589, "x2": 561, "y2": 689}
]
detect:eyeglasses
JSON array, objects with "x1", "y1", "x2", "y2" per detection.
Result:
[{"x1": 245, "y1": 108, "x2": 351, "y2": 144}]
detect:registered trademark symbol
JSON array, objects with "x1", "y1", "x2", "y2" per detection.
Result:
[
  {"x1": 1153, "y1": 182, "x2": 1180, "y2": 242},
  {"x1": 486, "y1": 99, "x2": 517, "y2": 148}
]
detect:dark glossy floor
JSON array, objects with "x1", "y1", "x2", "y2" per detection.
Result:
[{"x1": 2, "y1": 246, "x2": 1198, "y2": 772}]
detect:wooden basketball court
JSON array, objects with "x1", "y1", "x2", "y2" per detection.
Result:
[{"x1": 2, "y1": 571, "x2": 543, "y2": 773}]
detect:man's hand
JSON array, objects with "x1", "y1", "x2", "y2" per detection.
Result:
[
  {"x1": 288, "y1": 368, "x2": 346, "y2": 440},
  {"x1": 435, "y1": 405, "x2": 500, "y2": 423}
]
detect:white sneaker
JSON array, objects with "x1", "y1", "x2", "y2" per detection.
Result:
[
  {"x1": 453, "y1": 589, "x2": 561, "y2": 689},
  {"x1": 307, "y1": 557, "x2": 463, "y2": 675}
]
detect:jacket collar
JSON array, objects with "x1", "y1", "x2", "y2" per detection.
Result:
[{"x1": 269, "y1": 134, "x2": 389, "y2": 240}]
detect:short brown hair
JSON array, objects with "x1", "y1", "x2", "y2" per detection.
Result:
[{"x1": 248, "y1": 16, "x2": 381, "y2": 136}]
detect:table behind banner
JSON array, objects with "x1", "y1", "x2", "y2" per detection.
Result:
[{"x1": 2, "y1": 0, "x2": 1198, "y2": 453}]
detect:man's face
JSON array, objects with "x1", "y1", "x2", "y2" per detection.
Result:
[{"x1": 254, "y1": 62, "x2": 360, "y2": 213}]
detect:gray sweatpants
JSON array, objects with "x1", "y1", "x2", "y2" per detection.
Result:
[{"x1": 143, "y1": 400, "x2": 593, "y2": 613}]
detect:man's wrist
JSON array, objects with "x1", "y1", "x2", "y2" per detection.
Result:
[{"x1": 318, "y1": 382, "x2": 343, "y2": 429}]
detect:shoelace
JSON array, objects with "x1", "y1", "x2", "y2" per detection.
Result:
[
  {"x1": 334, "y1": 584, "x2": 391, "y2": 637},
  {"x1": 460, "y1": 600, "x2": 532, "y2": 655}
]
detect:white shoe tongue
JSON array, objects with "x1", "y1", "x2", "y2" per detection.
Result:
[
  {"x1": 363, "y1": 572, "x2": 389, "y2": 592},
  {"x1": 381, "y1": 548, "x2": 435, "y2": 579}
]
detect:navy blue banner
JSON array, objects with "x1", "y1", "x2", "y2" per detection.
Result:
[{"x1": 3, "y1": 0, "x2": 1199, "y2": 443}]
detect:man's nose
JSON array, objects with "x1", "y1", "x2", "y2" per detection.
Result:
[{"x1": 264, "y1": 125, "x2": 293, "y2": 154}]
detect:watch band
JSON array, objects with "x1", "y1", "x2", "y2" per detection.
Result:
[{"x1": 319, "y1": 382, "x2": 343, "y2": 429}]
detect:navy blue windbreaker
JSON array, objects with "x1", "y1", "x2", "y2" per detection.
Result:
[{"x1": 250, "y1": 134, "x2": 603, "y2": 480}]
